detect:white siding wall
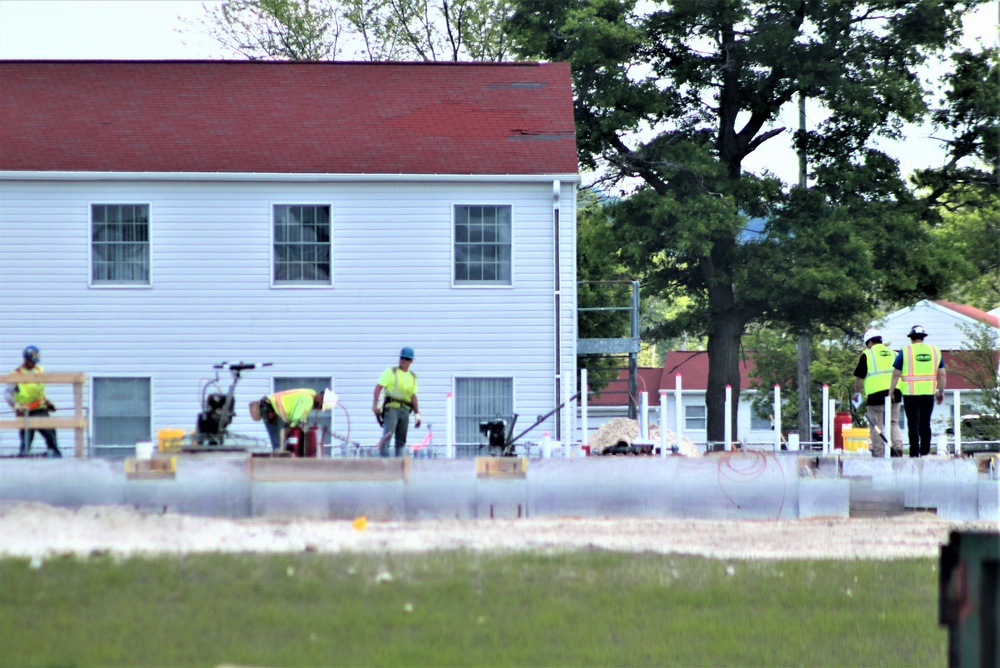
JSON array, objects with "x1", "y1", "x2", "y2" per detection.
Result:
[{"x1": 0, "y1": 177, "x2": 577, "y2": 454}]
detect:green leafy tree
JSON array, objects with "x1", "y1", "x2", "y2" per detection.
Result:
[
  {"x1": 950, "y1": 322, "x2": 1000, "y2": 440},
  {"x1": 189, "y1": 0, "x2": 513, "y2": 61},
  {"x1": 341, "y1": 0, "x2": 513, "y2": 61},
  {"x1": 508, "y1": 0, "x2": 988, "y2": 440},
  {"x1": 746, "y1": 326, "x2": 863, "y2": 434},
  {"x1": 934, "y1": 195, "x2": 1000, "y2": 309},
  {"x1": 188, "y1": 0, "x2": 343, "y2": 60}
]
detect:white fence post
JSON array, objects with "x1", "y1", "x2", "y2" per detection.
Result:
[
  {"x1": 884, "y1": 394, "x2": 892, "y2": 459},
  {"x1": 580, "y1": 368, "x2": 589, "y2": 448},
  {"x1": 675, "y1": 375, "x2": 684, "y2": 453},
  {"x1": 822, "y1": 384, "x2": 830, "y2": 454},
  {"x1": 953, "y1": 389, "x2": 961, "y2": 457},
  {"x1": 724, "y1": 385, "x2": 733, "y2": 452},
  {"x1": 773, "y1": 384, "x2": 782, "y2": 452},
  {"x1": 659, "y1": 389, "x2": 668, "y2": 457},
  {"x1": 639, "y1": 391, "x2": 649, "y2": 441},
  {"x1": 445, "y1": 392, "x2": 455, "y2": 459}
]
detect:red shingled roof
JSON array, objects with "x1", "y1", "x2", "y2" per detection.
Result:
[
  {"x1": 0, "y1": 60, "x2": 578, "y2": 175},
  {"x1": 934, "y1": 301, "x2": 1000, "y2": 329}
]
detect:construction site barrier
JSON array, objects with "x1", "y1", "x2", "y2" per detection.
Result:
[{"x1": 0, "y1": 373, "x2": 88, "y2": 458}]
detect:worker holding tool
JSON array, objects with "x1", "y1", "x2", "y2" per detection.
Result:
[
  {"x1": 5, "y1": 345, "x2": 61, "y2": 458},
  {"x1": 249, "y1": 388, "x2": 334, "y2": 452},
  {"x1": 889, "y1": 325, "x2": 946, "y2": 458},
  {"x1": 852, "y1": 329, "x2": 903, "y2": 457},
  {"x1": 372, "y1": 347, "x2": 421, "y2": 458}
]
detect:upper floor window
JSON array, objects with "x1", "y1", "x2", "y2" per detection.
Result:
[
  {"x1": 454, "y1": 205, "x2": 511, "y2": 285},
  {"x1": 273, "y1": 205, "x2": 331, "y2": 285},
  {"x1": 91, "y1": 204, "x2": 150, "y2": 285}
]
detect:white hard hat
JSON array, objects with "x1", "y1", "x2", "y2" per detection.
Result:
[
  {"x1": 863, "y1": 328, "x2": 882, "y2": 343},
  {"x1": 321, "y1": 388, "x2": 337, "y2": 411}
]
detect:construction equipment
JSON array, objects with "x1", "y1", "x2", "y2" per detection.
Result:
[{"x1": 194, "y1": 362, "x2": 272, "y2": 447}]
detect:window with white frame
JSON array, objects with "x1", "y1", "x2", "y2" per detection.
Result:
[
  {"x1": 92, "y1": 377, "x2": 151, "y2": 456},
  {"x1": 685, "y1": 405, "x2": 707, "y2": 431},
  {"x1": 454, "y1": 205, "x2": 511, "y2": 285},
  {"x1": 91, "y1": 204, "x2": 150, "y2": 284},
  {"x1": 455, "y1": 377, "x2": 513, "y2": 444},
  {"x1": 273, "y1": 205, "x2": 331, "y2": 284},
  {"x1": 274, "y1": 377, "x2": 332, "y2": 433},
  {"x1": 751, "y1": 405, "x2": 773, "y2": 431}
]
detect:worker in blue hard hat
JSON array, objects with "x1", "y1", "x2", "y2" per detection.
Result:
[
  {"x1": 5, "y1": 346, "x2": 61, "y2": 457},
  {"x1": 372, "y1": 347, "x2": 421, "y2": 457}
]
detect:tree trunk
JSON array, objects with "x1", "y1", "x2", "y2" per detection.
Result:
[{"x1": 705, "y1": 300, "x2": 744, "y2": 444}]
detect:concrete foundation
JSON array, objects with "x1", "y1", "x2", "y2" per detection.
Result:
[{"x1": 1, "y1": 453, "x2": 997, "y2": 522}]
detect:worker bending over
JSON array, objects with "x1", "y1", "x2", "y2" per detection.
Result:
[
  {"x1": 373, "y1": 347, "x2": 421, "y2": 458},
  {"x1": 250, "y1": 388, "x2": 334, "y2": 452}
]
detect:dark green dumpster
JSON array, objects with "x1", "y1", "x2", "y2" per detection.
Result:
[{"x1": 939, "y1": 530, "x2": 999, "y2": 668}]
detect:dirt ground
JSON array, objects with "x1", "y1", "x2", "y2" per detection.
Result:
[{"x1": 1, "y1": 501, "x2": 995, "y2": 560}]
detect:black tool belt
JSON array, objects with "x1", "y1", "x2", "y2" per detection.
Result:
[{"x1": 383, "y1": 397, "x2": 412, "y2": 412}]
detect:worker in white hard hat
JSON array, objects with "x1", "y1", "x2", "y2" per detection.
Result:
[
  {"x1": 372, "y1": 347, "x2": 421, "y2": 457},
  {"x1": 250, "y1": 387, "x2": 335, "y2": 452},
  {"x1": 852, "y1": 328, "x2": 903, "y2": 456}
]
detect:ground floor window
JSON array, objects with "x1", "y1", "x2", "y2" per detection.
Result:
[
  {"x1": 455, "y1": 377, "x2": 514, "y2": 449},
  {"x1": 685, "y1": 405, "x2": 706, "y2": 431},
  {"x1": 92, "y1": 377, "x2": 151, "y2": 457}
]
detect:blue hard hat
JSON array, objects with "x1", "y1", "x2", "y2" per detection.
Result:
[
  {"x1": 399, "y1": 346, "x2": 415, "y2": 360},
  {"x1": 23, "y1": 345, "x2": 40, "y2": 362}
]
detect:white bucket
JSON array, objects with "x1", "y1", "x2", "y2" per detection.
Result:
[{"x1": 135, "y1": 440, "x2": 154, "y2": 459}]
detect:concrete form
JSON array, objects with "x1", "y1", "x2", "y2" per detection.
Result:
[{"x1": 2, "y1": 453, "x2": 997, "y2": 523}]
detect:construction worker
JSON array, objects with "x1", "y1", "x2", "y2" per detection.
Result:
[
  {"x1": 372, "y1": 347, "x2": 421, "y2": 458},
  {"x1": 250, "y1": 388, "x2": 334, "y2": 452},
  {"x1": 852, "y1": 328, "x2": 903, "y2": 457},
  {"x1": 889, "y1": 325, "x2": 946, "y2": 457},
  {"x1": 4, "y1": 345, "x2": 61, "y2": 458}
]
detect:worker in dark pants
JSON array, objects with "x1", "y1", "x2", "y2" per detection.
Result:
[
  {"x1": 5, "y1": 345, "x2": 61, "y2": 458},
  {"x1": 889, "y1": 325, "x2": 946, "y2": 457}
]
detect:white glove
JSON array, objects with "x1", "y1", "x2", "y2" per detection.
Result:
[
  {"x1": 414, "y1": 413, "x2": 422, "y2": 428},
  {"x1": 851, "y1": 393, "x2": 863, "y2": 410}
]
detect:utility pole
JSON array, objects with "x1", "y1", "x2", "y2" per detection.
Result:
[{"x1": 796, "y1": 92, "x2": 813, "y2": 446}]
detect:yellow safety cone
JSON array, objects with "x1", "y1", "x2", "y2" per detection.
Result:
[{"x1": 352, "y1": 516, "x2": 367, "y2": 531}]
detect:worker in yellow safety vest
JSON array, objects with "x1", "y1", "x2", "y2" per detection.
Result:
[
  {"x1": 372, "y1": 347, "x2": 421, "y2": 458},
  {"x1": 4, "y1": 345, "x2": 61, "y2": 457},
  {"x1": 889, "y1": 325, "x2": 946, "y2": 457},
  {"x1": 249, "y1": 387, "x2": 335, "y2": 452},
  {"x1": 852, "y1": 329, "x2": 903, "y2": 457}
]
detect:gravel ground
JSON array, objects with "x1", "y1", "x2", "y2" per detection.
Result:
[{"x1": 1, "y1": 501, "x2": 996, "y2": 560}]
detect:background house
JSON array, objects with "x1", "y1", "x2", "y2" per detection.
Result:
[
  {"x1": 580, "y1": 300, "x2": 1000, "y2": 448},
  {"x1": 0, "y1": 60, "x2": 579, "y2": 456}
]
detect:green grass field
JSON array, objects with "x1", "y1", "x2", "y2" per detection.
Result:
[{"x1": 1, "y1": 551, "x2": 944, "y2": 667}]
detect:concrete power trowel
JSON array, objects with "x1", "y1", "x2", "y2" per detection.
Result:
[{"x1": 195, "y1": 361, "x2": 272, "y2": 447}]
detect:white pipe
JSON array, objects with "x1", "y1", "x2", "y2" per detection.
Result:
[
  {"x1": 674, "y1": 375, "x2": 683, "y2": 453},
  {"x1": 822, "y1": 384, "x2": 830, "y2": 454},
  {"x1": 724, "y1": 385, "x2": 733, "y2": 452},
  {"x1": 659, "y1": 390, "x2": 668, "y2": 457},
  {"x1": 953, "y1": 390, "x2": 961, "y2": 457},
  {"x1": 580, "y1": 368, "x2": 589, "y2": 448},
  {"x1": 773, "y1": 384, "x2": 782, "y2": 452},
  {"x1": 639, "y1": 391, "x2": 649, "y2": 440},
  {"x1": 884, "y1": 394, "x2": 892, "y2": 459},
  {"x1": 445, "y1": 392, "x2": 455, "y2": 459},
  {"x1": 828, "y1": 399, "x2": 836, "y2": 455},
  {"x1": 541, "y1": 432, "x2": 551, "y2": 458}
]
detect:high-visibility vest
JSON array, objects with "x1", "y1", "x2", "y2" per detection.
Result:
[
  {"x1": 900, "y1": 343, "x2": 941, "y2": 396},
  {"x1": 862, "y1": 344, "x2": 896, "y2": 396},
  {"x1": 11, "y1": 365, "x2": 47, "y2": 410},
  {"x1": 379, "y1": 366, "x2": 418, "y2": 408},
  {"x1": 268, "y1": 389, "x2": 316, "y2": 426}
]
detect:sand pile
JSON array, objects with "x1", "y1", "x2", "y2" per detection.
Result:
[{"x1": 588, "y1": 418, "x2": 701, "y2": 457}]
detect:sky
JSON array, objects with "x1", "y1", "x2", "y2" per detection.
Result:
[{"x1": 0, "y1": 0, "x2": 996, "y2": 185}]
